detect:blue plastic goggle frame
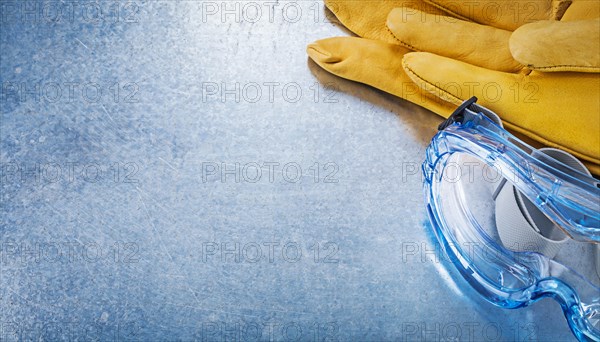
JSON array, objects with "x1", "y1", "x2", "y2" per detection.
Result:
[{"x1": 423, "y1": 97, "x2": 600, "y2": 341}]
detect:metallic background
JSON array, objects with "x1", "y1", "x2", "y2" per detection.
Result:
[{"x1": 0, "y1": 1, "x2": 575, "y2": 340}]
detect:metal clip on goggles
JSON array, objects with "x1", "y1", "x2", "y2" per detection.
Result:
[{"x1": 424, "y1": 97, "x2": 600, "y2": 341}]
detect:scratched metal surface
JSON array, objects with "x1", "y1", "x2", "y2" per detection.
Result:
[{"x1": 0, "y1": 1, "x2": 575, "y2": 341}]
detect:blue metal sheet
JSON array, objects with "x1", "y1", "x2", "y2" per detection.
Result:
[{"x1": 0, "y1": 1, "x2": 575, "y2": 340}]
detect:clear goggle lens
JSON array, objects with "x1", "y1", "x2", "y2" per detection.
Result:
[{"x1": 424, "y1": 98, "x2": 600, "y2": 340}]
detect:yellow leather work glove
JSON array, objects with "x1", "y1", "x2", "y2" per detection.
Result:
[
  {"x1": 308, "y1": 0, "x2": 574, "y2": 112},
  {"x1": 308, "y1": 1, "x2": 461, "y2": 117},
  {"x1": 307, "y1": 36, "x2": 456, "y2": 116},
  {"x1": 308, "y1": 0, "x2": 600, "y2": 173},
  {"x1": 398, "y1": 12, "x2": 600, "y2": 172},
  {"x1": 321, "y1": 0, "x2": 446, "y2": 42},
  {"x1": 421, "y1": 0, "x2": 573, "y2": 30},
  {"x1": 307, "y1": 0, "x2": 575, "y2": 116}
]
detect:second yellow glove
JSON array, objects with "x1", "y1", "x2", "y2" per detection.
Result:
[{"x1": 308, "y1": 0, "x2": 600, "y2": 172}]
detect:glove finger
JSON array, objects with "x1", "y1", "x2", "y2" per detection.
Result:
[
  {"x1": 387, "y1": 8, "x2": 523, "y2": 72},
  {"x1": 510, "y1": 18, "x2": 600, "y2": 72},
  {"x1": 561, "y1": 0, "x2": 600, "y2": 20},
  {"x1": 402, "y1": 52, "x2": 600, "y2": 166},
  {"x1": 307, "y1": 37, "x2": 455, "y2": 116},
  {"x1": 324, "y1": 0, "x2": 446, "y2": 43},
  {"x1": 423, "y1": 0, "x2": 571, "y2": 30}
]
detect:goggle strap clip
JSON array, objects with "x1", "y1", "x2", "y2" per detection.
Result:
[{"x1": 438, "y1": 97, "x2": 503, "y2": 130}]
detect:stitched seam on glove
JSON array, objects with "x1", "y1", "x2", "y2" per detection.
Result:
[
  {"x1": 528, "y1": 65, "x2": 600, "y2": 72},
  {"x1": 402, "y1": 60, "x2": 599, "y2": 165},
  {"x1": 401, "y1": 59, "x2": 463, "y2": 105},
  {"x1": 423, "y1": 0, "x2": 472, "y2": 23},
  {"x1": 385, "y1": 26, "x2": 421, "y2": 52}
]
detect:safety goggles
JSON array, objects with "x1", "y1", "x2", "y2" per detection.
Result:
[{"x1": 423, "y1": 97, "x2": 600, "y2": 340}]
